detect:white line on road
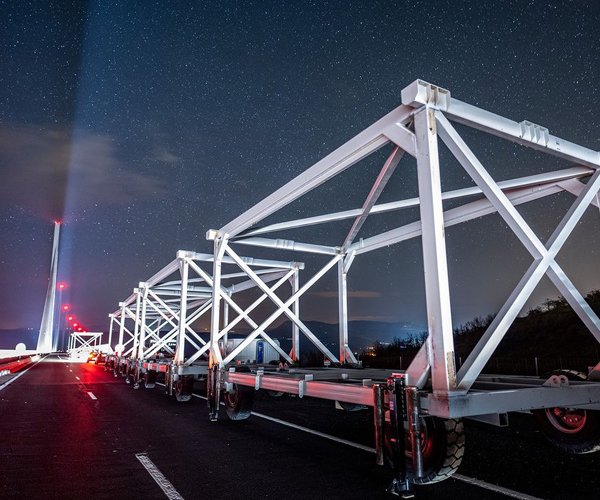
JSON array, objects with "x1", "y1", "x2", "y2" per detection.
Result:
[
  {"x1": 75, "y1": 376, "x2": 80, "y2": 381},
  {"x1": 136, "y1": 453, "x2": 184, "y2": 500},
  {"x1": 155, "y1": 383, "x2": 543, "y2": 500},
  {"x1": 452, "y1": 474, "x2": 544, "y2": 500},
  {"x1": 87, "y1": 392, "x2": 97, "y2": 400},
  {"x1": 0, "y1": 355, "x2": 46, "y2": 392}
]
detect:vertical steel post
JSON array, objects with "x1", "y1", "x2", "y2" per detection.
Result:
[
  {"x1": 291, "y1": 269, "x2": 300, "y2": 362},
  {"x1": 414, "y1": 107, "x2": 457, "y2": 394},
  {"x1": 108, "y1": 315, "x2": 114, "y2": 350},
  {"x1": 118, "y1": 303, "x2": 126, "y2": 355},
  {"x1": 175, "y1": 259, "x2": 189, "y2": 366},
  {"x1": 137, "y1": 285, "x2": 148, "y2": 360},
  {"x1": 131, "y1": 290, "x2": 142, "y2": 361},
  {"x1": 338, "y1": 259, "x2": 349, "y2": 364},
  {"x1": 222, "y1": 299, "x2": 229, "y2": 346},
  {"x1": 209, "y1": 239, "x2": 226, "y2": 368}
]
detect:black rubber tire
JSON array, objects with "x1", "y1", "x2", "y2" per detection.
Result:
[
  {"x1": 174, "y1": 375, "x2": 194, "y2": 403},
  {"x1": 224, "y1": 384, "x2": 254, "y2": 420},
  {"x1": 336, "y1": 401, "x2": 367, "y2": 412},
  {"x1": 144, "y1": 370, "x2": 157, "y2": 389},
  {"x1": 266, "y1": 390, "x2": 284, "y2": 398},
  {"x1": 409, "y1": 417, "x2": 465, "y2": 485},
  {"x1": 533, "y1": 369, "x2": 600, "y2": 454}
]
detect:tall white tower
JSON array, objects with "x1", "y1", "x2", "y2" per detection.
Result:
[{"x1": 36, "y1": 221, "x2": 61, "y2": 353}]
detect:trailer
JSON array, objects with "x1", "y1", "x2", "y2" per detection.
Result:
[{"x1": 107, "y1": 80, "x2": 600, "y2": 497}]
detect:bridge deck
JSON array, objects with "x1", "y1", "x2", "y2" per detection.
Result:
[{"x1": 1, "y1": 355, "x2": 598, "y2": 499}]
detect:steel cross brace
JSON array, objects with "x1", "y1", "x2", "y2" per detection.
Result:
[
  {"x1": 186, "y1": 256, "x2": 295, "y2": 364},
  {"x1": 223, "y1": 244, "x2": 341, "y2": 364}
]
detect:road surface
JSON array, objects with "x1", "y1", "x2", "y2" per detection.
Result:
[{"x1": 1, "y1": 355, "x2": 598, "y2": 499}]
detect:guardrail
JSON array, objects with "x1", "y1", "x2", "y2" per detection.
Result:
[{"x1": 0, "y1": 356, "x2": 35, "y2": 376}]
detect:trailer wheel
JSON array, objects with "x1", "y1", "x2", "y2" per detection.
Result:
[
  {"x1": 224, "y1": 384, "x2": 254, "y2": 420},
  {"x1": 174, "y1": 375, "x2": 193, "y2": 403},
  {"x1": 533, "y1": 369, "x2": 600, "y2": 454},
  {"x1": 409, "y1": 417, "x2": 465, "y2": 484},
  {"x1": 144, "y1": 370, "x2": 157, "y2": 389}
]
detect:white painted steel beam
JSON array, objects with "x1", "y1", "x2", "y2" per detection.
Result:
[
  {"x1": 217, "y1": 105, "x2": 413, "y2": 238},
  {"x1": 342, "y1": 146, "x2": 403, "y2": 250},
  {"x1": 402, "y1": 79, "x2": 600, "y2": 169},
  {"x1": 414, "y1": 107, "x2": 456, "y2": 394},
  {"x1": 232, "y1": 237, "x2": 339, "y2": 256}
]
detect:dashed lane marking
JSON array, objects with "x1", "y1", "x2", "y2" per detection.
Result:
[
  {"x1": 75, "y1": 376, "x2": 80, "y2": 381},
  {"x1": 136, "y1": 453, "x2": 184, "y2": 500},
  {"x1": 87, "y1": 392, "x2": 97, "y2": 400},
  {"x1": 452, "y1": 474, "x2": 544, "y2": 500}
]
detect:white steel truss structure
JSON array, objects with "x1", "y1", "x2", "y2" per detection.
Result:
[
  {"x1": 68, "y1": 332, "x2": 103, "y2": 355},
  {"x1": 110, "y1": 250, "x2": 304, "y2": 369},
  {"x1": 206, "y1": 79, "x2": 600, "y2": 412}
]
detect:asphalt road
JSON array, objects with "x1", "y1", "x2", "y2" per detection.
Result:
[{"x1": 0, "y1": 356, "x2": 598, "y2": 499}]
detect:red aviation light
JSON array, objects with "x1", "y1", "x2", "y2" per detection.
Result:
[
  {"x1": 67, "y1": 316, "x2": 74, "y2": 322},
  {"x1": 57, "y1": 282, "x2": 67, "y2": 290},
  {"x1": 62, "y1": 304, "x2": 71, "y2": 311},
  {"x1": 77, "y1": 327, "x2": 83, "y2": 332},
  {"x1": 72, "y1": 322, "x2": 79, "y2": 327}
]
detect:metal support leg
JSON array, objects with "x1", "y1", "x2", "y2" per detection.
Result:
[
  {"x1": 373, "y1": 384, "x2": 385, "y2": 466},
  {"x1": 387, "y1": 376, "x2": 414, "y2": 498},
  {"x1": 406, "y1": 386, "x2": 424, "y2": 480},
  {"x1": 207, "y1": 366, "x2": 222, "y2": 422}
]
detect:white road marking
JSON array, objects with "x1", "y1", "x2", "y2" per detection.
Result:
[
  {"x1": 136, "y1": 453, "x2": 184, "y2": 500},
  {"x1": 87, "y1": 392, "x2": 97, "y2": 400},
  {"x1": 154, "y1": 383, "x2": 543, "y2": 500},
  {"x1": 452, "y1": 474, "x2": 544, "y2": 500},
  {"x1": 75, "y1": 376, "x2": 80, "y2": 381},
  {"x1": 0, "y1": 355, "x2": 46, "y2": 392}
]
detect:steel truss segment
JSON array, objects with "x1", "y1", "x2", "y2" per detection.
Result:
[
  {"x1": 221, "y1": 245, "x2": 342, "y2": 364},
  {"x1": 414, "y1": 107, "x2": 456, "y2": 393},
  {"x1": 456, "y1": 169, "x2": 600, "y2": 390},
  {"x1": 187, "y1": 271, "x2": 294, "y2": 366},
  {"x1": 403, "y1": 79, "x2": 600, "y2": 168},
  {"x1": 217, "y1": 105, "x2": 413, "y2": 238}
]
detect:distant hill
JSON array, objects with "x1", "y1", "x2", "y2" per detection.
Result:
[
  {"x1": 364, "y1": 290, "x2": 600, "y2": 373},
  {"x1": 265, "y1": 319, "x2": 423, "y2": 353}
]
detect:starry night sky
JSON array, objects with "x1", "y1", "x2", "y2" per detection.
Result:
[{"x1": 1, "y1": 0, "x2": 599, "y2": 336}]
